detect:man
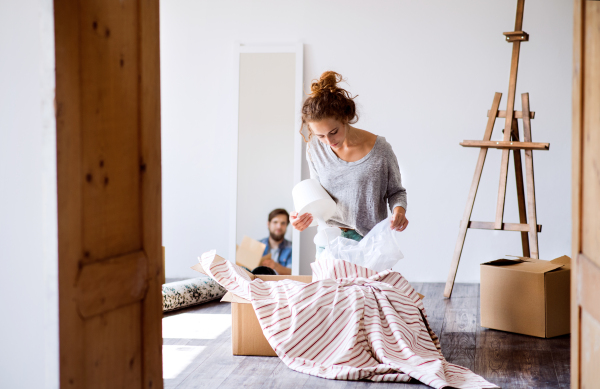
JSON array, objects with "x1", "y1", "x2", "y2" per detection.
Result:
[{"x1": 260, "y1": 208, "x2": 292, "y2": 275}]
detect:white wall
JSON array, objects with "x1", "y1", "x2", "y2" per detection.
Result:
[
  {"x1": 0, "y1": 0, "x2": 58, "y2": 387},
  {"x1": 161, "y1": 0, "x2": 572, "y2": 282}
]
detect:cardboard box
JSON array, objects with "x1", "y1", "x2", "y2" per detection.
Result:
[
  {"x1": 192, "y1": 260, "x2": 311, "y2": 356},
  {"x1": 222, "y1": 274, "x2": 313, "y2": 356},
  {"x1": 480, "y1": 255, "x2": 571, "y2": 338}
]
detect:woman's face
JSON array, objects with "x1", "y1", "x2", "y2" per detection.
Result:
[{"x1": 309, "y1": 118, "x2": 347, "y2": 149}]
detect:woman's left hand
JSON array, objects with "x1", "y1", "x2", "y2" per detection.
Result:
[{"x1": 391, "y1": 206, "x2": 409, "y2": 231}]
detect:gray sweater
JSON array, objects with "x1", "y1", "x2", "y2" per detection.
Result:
[{"x1": 307, "y1": 135, "x2": 407, "y2": 237}]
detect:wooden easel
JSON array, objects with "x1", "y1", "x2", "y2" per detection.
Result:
[{"x1": 444, "y1": 0, "x2": 549, "y2": 298}]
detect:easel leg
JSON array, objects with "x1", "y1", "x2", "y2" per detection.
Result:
[
  {"x1": 511, "y1": 118, "x2": 530, "y2": 257},
  {"x1": 521, "y1": 93, "x2": 539, "y2": 258},
  {"x1": 444, "y1": 149, "x2": 485, "y2": 298},
  {"x1": 495, "y1": 149, "x2": 510, "y2": 229},
  {"x1": 445, "y1": 93, "x2": 502, "y2": 298}
]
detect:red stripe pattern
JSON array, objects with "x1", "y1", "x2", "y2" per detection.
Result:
[{"x1": 201, "y1": 253, "x2": 497, "y2": 389}]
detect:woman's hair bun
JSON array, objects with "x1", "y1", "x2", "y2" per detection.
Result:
[
  {"x1": 300, "y1": 70, "x2": 358, "y2": 143},
  {"x1": 310, "y1": 71, "x2": 343, "y2": 96}
]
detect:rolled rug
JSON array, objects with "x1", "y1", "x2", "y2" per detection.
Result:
[{"x1": 162, "y1": 276, "x2": 227, "y2": 312}]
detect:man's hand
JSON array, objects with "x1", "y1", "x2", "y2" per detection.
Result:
[
  {"x1": 391, "y1": 206, "x2": 409, "y2": 231},
  {"x1": 260, "y1": 257, "x2": 291, "y2": 275},
  {"x1": 290, "y1": 211, "x2": 313, "y2": 231},
  {"x1": 261, "y1": 258, "x2": 277, "y2": 268}
]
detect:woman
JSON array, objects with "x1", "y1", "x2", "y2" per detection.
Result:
[{"x1": 291, "y1": 71, "x2": 408, "y2": 242}]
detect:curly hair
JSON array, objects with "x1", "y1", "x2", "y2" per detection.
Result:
[{"x1": 299, "y1": 71, "x2": 359, "y2": 142}]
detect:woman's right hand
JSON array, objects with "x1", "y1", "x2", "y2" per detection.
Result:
[{"x1": 291, "y1": 212, "x2": 313, "y2": 231}]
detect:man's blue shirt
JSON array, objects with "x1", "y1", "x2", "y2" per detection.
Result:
[{"x1": 260, "y1": 237, "x2": 292, "y2": 268}]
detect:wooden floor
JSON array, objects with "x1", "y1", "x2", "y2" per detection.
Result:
[{"x1": 162, "y1": 283, "x2": 570, "y2": 389}]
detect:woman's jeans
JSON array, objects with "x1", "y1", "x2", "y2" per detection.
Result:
[{"x1": 316, "y1": 229, "x2": 363, "y2": 257}]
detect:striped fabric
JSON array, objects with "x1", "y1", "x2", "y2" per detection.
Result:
[{"x1": 201, "y1": 252, "x2": 497, "y2": 389}]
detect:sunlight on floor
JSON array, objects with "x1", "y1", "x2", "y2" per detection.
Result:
[
  {"x1": 162, "y1": 313, "x2": 231, "y2": 339},
  {"x1": 162, "y1": 345, "x2": 207, "y2": 379}
]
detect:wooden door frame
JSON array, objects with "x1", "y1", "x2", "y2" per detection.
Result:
[
  {"x1": 571, "y1": 0, "x2": 600, "y2": 387},
  {"x1": 54, "y1": 0, "x2": 163, "y2": 387},
  {"x1": 571, "y1": 0, "x2": 583, "y2": 386}
]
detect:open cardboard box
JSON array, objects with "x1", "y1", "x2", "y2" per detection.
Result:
[
  {"x1": 192, "y1": 261, "x2": 311, "y2": 356},
  {"x1": 193, "y1": 258, "x2": 425, "y2": 356},
  {"x1": 480, "y1": 255, "x2": 571, "y2": 338},
  {"x1": 222, "y1": 274, "x2": 313, "y2": 356}
]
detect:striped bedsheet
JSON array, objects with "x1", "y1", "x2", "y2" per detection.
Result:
[{"x1": 200, "y1": 252, "x2": 497, "y2": 389}]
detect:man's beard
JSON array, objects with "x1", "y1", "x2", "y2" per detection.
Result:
[{"x1": 269, "y1": 231, "x2": 285, "y2": 242}]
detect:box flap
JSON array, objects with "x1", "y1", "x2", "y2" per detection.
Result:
[
  {"x1": 236, "y1": 236, "x2": 266, "y2": 270},
  {"x1": 221, "y1": 291, "x2": 251, "y2": 304},
  {"x1": 193, "y1": 252, "x2": 256, "y2": 280},
  {"x1": 482, "y1": 258, "x2": 564, "y2": 274},
  {"x1": 190, "y1": 263, "x2": 208, "y2": 276},
  {"x1": 550, "y1": 255, "x2": 571, "y2": 270},
  {"x1": 515, "y1": 261, "x2": 564, "y2": 274},
  {"x1": 505, "y1": 255, "x2": 545, "y2": 263}
]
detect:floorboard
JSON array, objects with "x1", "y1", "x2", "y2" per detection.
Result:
[{"x1": 163, "y1": 283, "x2": 570, "y2": 389}]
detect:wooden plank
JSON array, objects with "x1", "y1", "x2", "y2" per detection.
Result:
[
  {"x1": 476, "y1": 328, "x2": 557, "y2": 352},
  {"x1": 444, "y1": 93, "x2": 502, "y2": 298},
  {"x1": 163, "y1": 313, "x2": 232, "y2": 388},
  {"x1": 176, "y1": 337, "x2": 247, "y2": 388},
  {"x1": 55, "y1": 0, "x2": 85, "y2": 386},
  {"x1": 139, "y1": 0, "x2": 163, "y2": 388},
  {"x1": 550, "y1": 336, "x2": 571, "y2": 389},
  {"x1": 84, "y1": 304, "x2": 143, "y2": 388},
  {"x1": 521, "y1": 93, "x2": 540, "y2": 258},
  {"x1": 460, "y1": 140, "x2": 549, "y2": 150},
  {"x1": 162, "y1": 246, "x2": 166, "y2": 285},
  {"x1": 76, "y1": 250, "x2": 148, "y2": 318},
  {"x1": 219, "y1": 356, "x2": 282, "y2": 389},
  {"x1": 474, "y1": 346, "x2": 559, "y2": 388},
  {"x1": 503, "y1": 30, "x2": 527, "y2": 36},
  {"x1": 420, "y1": 283, "x2": 447, "y2": 337},
  {"x1": 261, "y1": 360, "x2": 311, "y2": 389},
  {"x1": 505, "y1": 34, "x2": 529, "y2": 43},
  {"x1": 581, "y1": 310, "x2": 600, "y2": 388},
  {"x1": 494, "y1": 146, "x2": 510, "y2": 231},
  {"x1": 440, "y1": 332, "x2": 475, "y2": 371},
  {"x1": 487, "y1": 109, "x2": 535, "y2": 119},
  {"x1": 343, "y1": 381, "x2": 425, "y2": 389},
  {"x1": 514, "y1": 0, "x2": 525, "y2": 32},
  {"x1": 466, "y1": 221, "x2": 541, "y2": 232},
  {"x1": 510, "y1": 118, "x2": 530, "y2": 257},
  {"x1": 578, "y1": 253, "x2": 600, "y2": 324},
  {"x1": 442, "y1": 283, "x2": 478, "y2": 333},
  {"x1": 576, "y1": 4, "x2": 600, "y2": 386},
  {"x1": 496, "y1": 0, "x2": 525, "y2": 231},
  {"x1": 581, "y1": 1, "x2": 600, "y2": 269},
  {"x1": 80, "y1": 0, "x2": 142, "y2": 263},
  {"x1": 571, "y1": 0, "x2": 584, "y2": 386}
]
